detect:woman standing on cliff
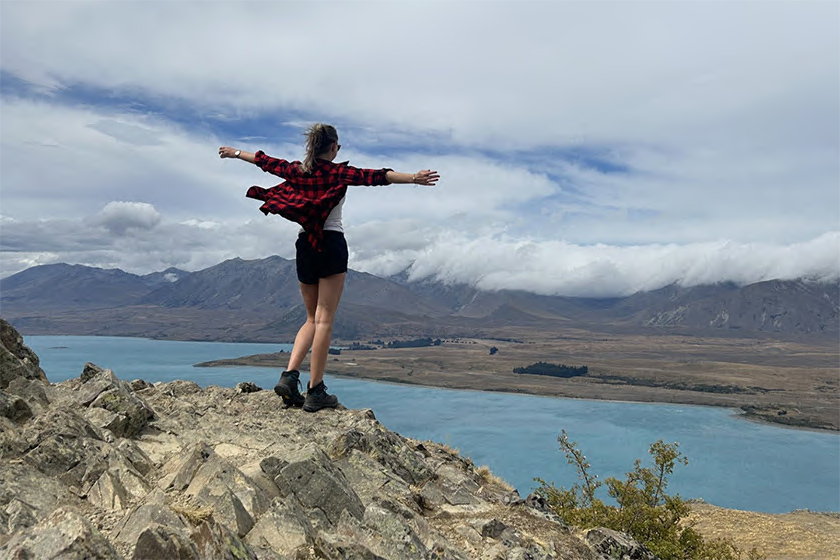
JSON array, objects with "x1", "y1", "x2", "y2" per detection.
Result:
[{"x1": 219, "y1": 124, "x2": 439, "y2": 412}]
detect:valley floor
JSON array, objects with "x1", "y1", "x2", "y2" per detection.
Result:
[{"x1": 197, "y1": 327, "x2": 840, "y2": 432}]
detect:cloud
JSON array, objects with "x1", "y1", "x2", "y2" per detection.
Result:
[
  {"x1": 2, "y1": 210, "x2": 837, "y2": 297},
  {"x1": 92, "y1": 201, "x2": 161, "y2": 235},
  {"x1": 0, "y1": 1, "x2": 837, "y2": 296}
]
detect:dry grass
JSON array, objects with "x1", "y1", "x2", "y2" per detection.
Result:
[
  {"x1": 476, "y1": 464, "x2": 515, "y2": 491},
  {"x1": 687, "y1": 503, "x2": 840, "y2": 560},
  {"x1": 170, "y1": 503, "x2": 214, "y2": 525}
]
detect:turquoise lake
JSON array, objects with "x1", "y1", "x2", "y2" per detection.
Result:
[{"x1": 26, "y1": 335, "x2": 840, "y2": 514}]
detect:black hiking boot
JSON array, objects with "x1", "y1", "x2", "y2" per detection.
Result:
[
  {"x1": 274, "y1": 370, "x2": 305, "y2": 408},
  {"x1": 303, "y1": 381, "x2": 339, "y2": 413}
]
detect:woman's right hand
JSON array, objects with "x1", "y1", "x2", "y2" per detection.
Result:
[
  {"x1": 413, "y1": 170, "x2": 440, "y2": 186},
  {"x1": 218, "y1": 146, "x2": 238, "y2": 159}
]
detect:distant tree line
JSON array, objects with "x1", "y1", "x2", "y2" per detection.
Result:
[
  {"x1": 386, "y1": 337, "x2": 442, "y2": 349},
  {"x1": 347, "y1": 342, "x2": 377, "y2": 351},
  {"x1": 513, "y1": 362, "x2": 588, "y2": 378}
]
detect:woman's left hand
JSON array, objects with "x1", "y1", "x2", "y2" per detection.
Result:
[{"x1": 413, "y1": 170, "x2": 440, "y2": 186}]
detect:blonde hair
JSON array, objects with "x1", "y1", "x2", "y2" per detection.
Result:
[{"x1": 300, "y1": 123, "x2": 338, "y2": 173}]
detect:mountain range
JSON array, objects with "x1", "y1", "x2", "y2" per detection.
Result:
[{"x1": 1, "y1": 257, "x2": 837, "y2": 342}]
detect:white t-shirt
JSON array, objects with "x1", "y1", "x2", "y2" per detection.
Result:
[{"x1": 322, "y1": 195, "x2": 345, "y2": 233}]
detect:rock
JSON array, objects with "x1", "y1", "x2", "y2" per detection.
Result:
[
  {"x1": 245, "y1": 500, "x2": 313, "y2": 558},
  {"x1": 4, "y1": 498, "x2": 39, "y2": 534},
  {"x1": 236, "y1": 382, "x2": 261, "y2": 393},
  {"x1": 131, "y1": 525, "x2": 199, "y2": 560},
  {"x1": 275, "y1": 443, "x2": 365, "y2": 526},
  {"x1": 6, "y1": 376, "x2": 50, "y2": 410},
  {"x1": 0, "y1": 390, "x2": 33, "y2": 422},
  {"x1": 78, "y1": 365, "x2": 155, "y2": 438},
  {"x1": 0, "y1": 329, "x2": 638, "y2": 560},
  {"x1": 190, "y1": 516, "x2": 258, "y2": 560},
  {"x1": 161, "y1": 442, "x2": 215, "y2": 491},
  {"x1": 585, "y1": 527, "x2": 659, "y2": 560},
  {"x1": 114, "y1": 502, "x2": 190, "y2": 547},
  {"x1": 475, "y1": 518, "x2": 508, "y2": 540},
  {"x1": 0, "y1": 506, "x2": 121, "y2": 559},
  {"x1": 0, "y1": 318, "x2": 49, "y2": 390}
]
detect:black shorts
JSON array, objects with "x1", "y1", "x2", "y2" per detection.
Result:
[{"x1": 295, "y1": 231, "x2": 349, "y2": 285}]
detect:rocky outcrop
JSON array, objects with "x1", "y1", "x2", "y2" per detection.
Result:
[{"x1": 0, "y1": 321, "x2": 654, "y2": 559}]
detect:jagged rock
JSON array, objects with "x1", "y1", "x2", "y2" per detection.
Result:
[
  {"x1": 359, "y1": 502, "x2": 429, "y2": 559},
  {"x1": 0, "y1": 322, "x2": 648, "y2": 560},
  {"x1": 0, "y1": 317, "x2": 48, "y2": 390},
  {"x1": 274, "y1": 443, "x2": 366, "y2": 527},
  {"x1": 190, "y1": 516, "x2": 258, "y2": 560},
  {"x1": 0, "y1": 506, "x2": 121, "y2": 559},
  {"x1": 3, "y1": 498, "x2": 38, "y2": 534},
  {"x1": 114, "y1": 502, "x2": 190, "y2": 547},
  {"x1": 116, "y1": 439, "x2": 155, "y2": 477},
  {"x1": 245, "y1": 500, "x2": 313, "y2": 559},
  {"x1": 22, "y1": 407, "x2": 109, "y2": 492},
  {"x1": 130, "y1": 379, "x2": 153, "y2": 392},
  {"x1": 160, "y1": 442, "x2": 215, "y2": 491},
  {"x1": 475, "y1": 518, "x2": 508, "y2": 539},
  {"x1": 131, "y1": 525, "x2": 199, "y2": 560},
  {"x1": 0, "y1": 390, "x2": 33, "y2": 422},
  {"x1": 86, "y1": 451, "x2": 151, "y2": 512},
  {"x1": 585, "y1": 527, "x2": 659, "y2": 560},
  {"x1": 6, "y1": 376, "x2": 50, "y2": 410},
  {"x1": 78, "y1": 364, "x2": 155, "y2": 438},
  {"x1": 236, "y1": 382, "x2": 262, "y2": 394},
  {"x1": 185, "y1": 452, "x2": 272, "y2": 527}
]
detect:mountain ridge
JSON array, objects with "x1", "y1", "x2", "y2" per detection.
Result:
[{"x1": 1, "y1": 257, "x2": 837, "y2": 341}]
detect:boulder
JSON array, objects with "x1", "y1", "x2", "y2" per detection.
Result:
[
  {"x1": 78, "y1": 364, "x2": 155, "y2": 438},
  {"x1": 0, "y1": 318, "x2": 48, "y2": 390},
  {"x1": 0, "y1": 390, "x2": 33, "y2": 423},
  {"x1": 585, "y1": 527, "x2": 659, "y2": 560},
  {"x1": 131, "y1": 525, "x2": 199, "y2": 560},
  {"x1": 245, "y1": 500, "x2": 313, "y2": 559},
  {"x1": 0, "y1": 507, "x2": 121, "y2": 559},
  {"x1": 274, "y1": 443, "x2": 365, "y2": 526}
]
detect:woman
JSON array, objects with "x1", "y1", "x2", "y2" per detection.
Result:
[{"x1": 219, "y1": 124, "x2": 439, "y2": 412}]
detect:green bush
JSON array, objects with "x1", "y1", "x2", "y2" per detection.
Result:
[{"x1": 535, "y1": 431, "x2": 765, "y2": 560}]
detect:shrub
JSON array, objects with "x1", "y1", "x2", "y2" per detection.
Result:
[
  {"x1": 535, "y1": 431, "x2": 765, "y2": 560},
  {"x1": 513, "y1": 362, "x2": 587, "y2": 377}
]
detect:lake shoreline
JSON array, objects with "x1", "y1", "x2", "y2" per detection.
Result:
[{"x1": 195, "y1": 350, "x2": 839, "y2": 434}]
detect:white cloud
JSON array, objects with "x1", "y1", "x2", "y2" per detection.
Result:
[{"x1": 93, "y1": 201, "x2": 161, "y2": 235}]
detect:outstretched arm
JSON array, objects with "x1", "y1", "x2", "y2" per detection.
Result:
[
  {"x1": 386, "y1": 169, "x2": 440, "y2": 186},
  {"x1": 218, "y1": 146, "x2": 256, "y2": 163}
]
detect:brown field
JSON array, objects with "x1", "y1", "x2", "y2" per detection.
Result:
[
  {"x1": 202, "y1": 327, "x2": 839, "y2": 431},
  {"x1": 686, "y1": 502, "x2": 840, "y2": 560}
]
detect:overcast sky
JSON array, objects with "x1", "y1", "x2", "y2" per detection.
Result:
[{"x1": 1, "y1": 1, "x2": 837, "y2": 296}]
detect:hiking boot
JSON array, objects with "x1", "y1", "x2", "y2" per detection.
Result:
[
  {"x1": 303, "y1": 381, "x2": 339, "y2": 413},
  {"x1": 274, "y1": 370, "x2": 305, "y2": 408}
]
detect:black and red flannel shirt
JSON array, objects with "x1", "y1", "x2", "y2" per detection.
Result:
[{"x1": 246, "y1": 151, "x2": 391, "y2": 250}]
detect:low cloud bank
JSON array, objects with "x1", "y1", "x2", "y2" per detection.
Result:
[
  {"x1": 2, "y1": 209, "x2": 836, "y2": 297},
  {"x1": 352, "y1": 231, "x2": 840, "y2": 297}
]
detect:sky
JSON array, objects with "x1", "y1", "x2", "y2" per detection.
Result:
[{"x1": 0, "y1": 0, "x2": 838, "y2": 297}]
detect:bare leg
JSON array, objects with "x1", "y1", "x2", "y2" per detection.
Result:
[
  {"x1": 308, "y1": 272, "x2": 346, "y2": 389},
  {"x1": 287, "y1": 282, "x2": 319, "y2": 372}
]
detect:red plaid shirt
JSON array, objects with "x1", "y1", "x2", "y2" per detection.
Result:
[{"x1": 246, "y1": 151, "x2": 391, "y2": 250}]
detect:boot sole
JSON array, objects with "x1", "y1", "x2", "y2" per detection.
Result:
[
  {"x1": 274, "y1": 384, "x2": 304, "y2": 407},
  {"x1": 303, "y1": 401, "x2": 339, "y2": 413}
]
